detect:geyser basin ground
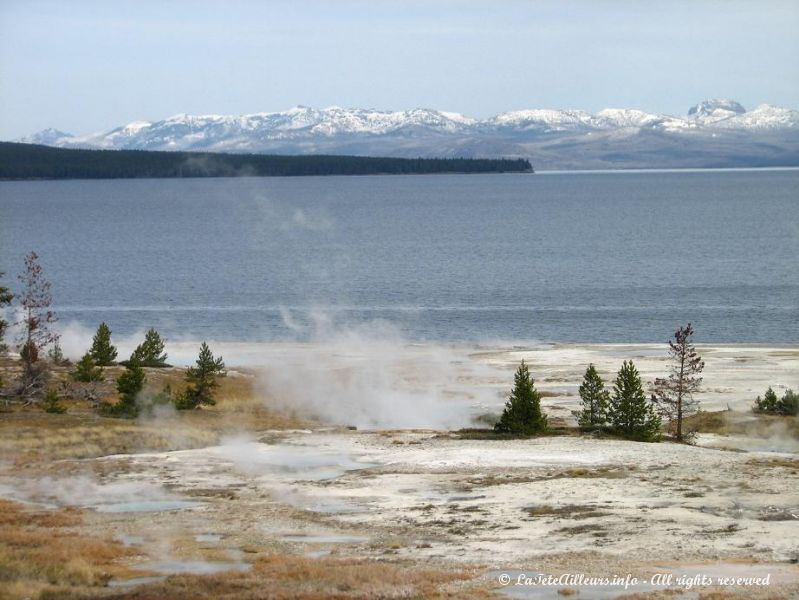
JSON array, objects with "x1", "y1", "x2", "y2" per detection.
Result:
[
  {"x1": 79, "y1": 432, "x2": 799, "y2": 565},
  {"x1": 0, "y1": 342, "x2": 797, "y2": 598},
  {"x1": 3, "y1": 429, "x2": 797, "y2": 598}
]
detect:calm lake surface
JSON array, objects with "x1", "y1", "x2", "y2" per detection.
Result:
[{"x1": 1, "y1": 170, "x2": 797, "y2": 343}]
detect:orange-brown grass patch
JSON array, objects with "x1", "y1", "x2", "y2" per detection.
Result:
[
  {"x1": 105, "y1": 555, "x2": 490, "y2": 600},
  {"x1": 684, "y1": 410, "x2": 799, "y2": 439},
  {"x1": 0, "y1": 499, "x2": 135, "y2": 600},
  {"x1": 0, "y1": 363, "x2": 307, "y2": 464},
  {"x1": 745, "y1": 456, "x2": 799, "y2": 470}
]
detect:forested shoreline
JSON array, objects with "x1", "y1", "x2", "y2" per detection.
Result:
[{"x1": 0, "y1": 142, "x2": 532, "y2": 180}]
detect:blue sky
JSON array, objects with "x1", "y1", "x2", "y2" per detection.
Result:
[{"x1": 1, "y1": 0, "x2": 797, "y2": 139}]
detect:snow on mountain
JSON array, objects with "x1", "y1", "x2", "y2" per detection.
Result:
[
  {"x1": 14, "y1": 99, "x2": 799, "y2": 168},
  {"x1": 489, "y1": 108, "x2": 595, "y2": 131},
  {"x1": 708, "y1": 103, "x2": 799, "y2": 130},
  {"x1": 688, "y1": 99, "x2": 746, "y2": 123},
  {"x1": 47, "y1": 106, "x2": 478, "y2": 151},
  {"x1": 18, "y1": 127, "x2": 73, "y2": 145},
  {"x1": 593, "y1": 108, "x2": 666, "y2": 129}
]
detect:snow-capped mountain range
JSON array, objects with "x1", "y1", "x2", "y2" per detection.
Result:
[{"x1": 17, "y1": 99, "x2": 799, "y2": 169}]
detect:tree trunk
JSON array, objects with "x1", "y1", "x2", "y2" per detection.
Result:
[{"x1": 676, "y1": 351, "x2": 685, "y2": 441}]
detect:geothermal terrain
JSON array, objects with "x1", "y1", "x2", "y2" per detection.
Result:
[{"x1": 1, "y1": 343, "x2": 798, "y2": 599}]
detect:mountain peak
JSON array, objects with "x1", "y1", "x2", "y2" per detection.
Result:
[
  {"x1": 688, "y1": 99, "x2": 746, "y2": 119},
  {"x1": 18, "y1": 127, "x2": 73, "y2": 145}
]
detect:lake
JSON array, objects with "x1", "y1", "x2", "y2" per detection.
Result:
[{"x1": 1, "y1": 170, "x2": 797, "y2": 343}]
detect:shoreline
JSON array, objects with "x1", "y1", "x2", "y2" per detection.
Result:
[{"x1": 3, "y1": 164, "x2": 798, "y2": 183}]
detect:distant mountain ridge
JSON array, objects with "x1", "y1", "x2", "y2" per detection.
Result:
[{"x1": 17, "y1": 99, "x2": 799, "y2": 169}]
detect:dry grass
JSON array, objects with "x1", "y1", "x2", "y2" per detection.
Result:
[
  {"x1": 553, "y1": 466, "x2": 634, "y2": 479},
  {"x1": 745, "y1": 456, "x2": 799, "y2": 470},
  {"x1": 104, "y1": 555, "x2": 490, "y2": 600},
  {"x1": 0, "y1": 499, "x2": 135, "y2": 600},
  {"x1": 684, "y1": 410, "x2": 799, "y2": 438},
  {"x1": 0, "y1": 362, "x2": 307, "y2": 464},
  {"x1": 0, "y1": 498, "x2": 493, "y2": 600},
  {"x1": 554, "y1": 523, "x2": 607, "y2": 536},
  {"x1": 0, "y1": 497, "x2": 491, "y2": 600},
  {"x1": 464, "y1": 465, "x2": 633, "y2": 490},
  {"x1": 524, "y1": 504, "x2": 612, "y2": 520}
]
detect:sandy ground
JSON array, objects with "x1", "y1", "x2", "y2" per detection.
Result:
[{"x1": 1, "y1": 343, "x2": 798, "y2": 598}]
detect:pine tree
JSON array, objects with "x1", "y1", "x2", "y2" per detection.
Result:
[
  {"x1": 651, "y1": 323, "x2": 704, "y2": 442},
  {"x1": 42, "y1": 388, "x2": 66, "y2": 414},
  {"x1": 753, "y1": 387, "x2": 779, "y2": 414},
  {"x1": 16, "y1": 252, "x2": 59, "y2": 400},
  {"x1": 576, "y1": 364, "x2": 610, "y2": 430},
  {"x1": 89, "y1": 322, "x2": 118, "y2": 366},
  {"x1": 494, "y1": 360, "x2": 547, "y2": 435},
  {"x1": 777, "y1": 390, "x2": 799, "y2": 416},
  {"x1": 0, "y1": 271, "x2": 12, "y2": 353},
  {"x1": 130, "y1": 328, "x2": 168, "y2": 367},
  {"x1": 48, "y1": 342, "x2": 69, "y2": 366},
  {"x1": 175, "y1": 342, "x2": 225, "y2": 410},
  {"x1": 608, "y1": 360, "x2": 661, "y2": 441},
  {"x1": 106, "y1": 360, "x2": 144, "y2": 418},
  {"x1": 72, "y1": 352, "x2": 104, "y2": 382}
]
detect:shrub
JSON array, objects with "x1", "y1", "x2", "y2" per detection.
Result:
[
  {"x1": 71, "y1": 352, "x2": 104, "y2": 382},
  {"x1": 42, "y1": 389, "x2": 66, "y2": 414},
  {"x1": 778, "y1": 390, "x2": 799, "y2": 416},
  {"x1": 47, "y1": 342, "x2": 70, "y2": 366},
  {"x1": 753, "y1": 387, "x2": 779, "y2": 414},
  {"x1": 755, "y1": 387, "x2": 799, "y2": 416}
]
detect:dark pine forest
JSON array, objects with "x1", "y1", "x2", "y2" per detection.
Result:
[{"x1": 0, "y1": 142, "x2": 533, "y2": 179}]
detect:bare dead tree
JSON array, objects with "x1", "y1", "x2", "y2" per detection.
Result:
[
  {"x1": 67, "y1": 379, "x2": 105, "y2": 408},
  {"x1": 651, "y1": 323, "x2": 704, "y2": 442},
  {"x1": 15, "y1": 252, "x2": 59, "y2": 403},
  {"x1": 0, "y1": 271, "x2": 12, "y2": 353}
]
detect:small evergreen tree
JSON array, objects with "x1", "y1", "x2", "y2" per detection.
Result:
[
  {"x1": 129, "y1": 328, "x2": 168, "y2": 367},
  {"x1": 42, "y1": 388, "x2": 66, "y2": 414},
  {"x1": 494, "y1": 360, "x2": 547, "y2": 435},
  {"x1": 608, "y1": 360, "x2": 661, "y2": 441},
  {"x1": 105, "y1": 360, "x2": 144, "y2": 418},
  {"x1": 90, "y1": 322, "x2": 118, "y2": 366},
  {"x1": 777, "y1": 390, "x2": 799, "y2": 416},
  {"x1": 754, "y1": 387, "x2": 798, "y2": 416},
  {"x1": 48, "y1": 342, "x2": 69, "y2": 366},
  {"x1": 576, "y1": 364, "x2": 609, "y2": 429},
  {"x1": 0, "y1": 271, "x2": 12, "y2": 353},
  {"x1": 753, "y1": 387, "x2": 779, "y2": 414},
  {"x1": 175, "y1": 342, "x2": 225, "y2": 410},
  {"x1": 72, "y1": 352, "x2": 104, "y2": 382}
]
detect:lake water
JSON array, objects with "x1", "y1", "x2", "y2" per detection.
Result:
[{"x1": 1, "y1": 170, "x2": 797, "y2": 343}]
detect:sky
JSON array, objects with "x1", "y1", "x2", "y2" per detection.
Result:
[{"x1": 1, "y1": 0, "x2": 798, "y2": 139}]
